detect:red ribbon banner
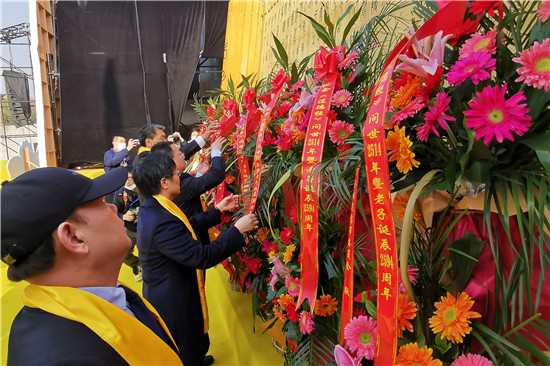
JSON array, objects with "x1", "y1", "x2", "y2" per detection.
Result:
[
  {"x1": 236, "y1": 120, "x2": 251, "y2": 206},
  {"x1": 246, "y1": 82, "x2": 288, "y2": 214},
  {"x1": 362, "y1": 2, "x2": 468, "y2": 364},
  {"x1": 296, "y1": 72, "x2": 338, "y2": 311},
  {"x1": 340, "y1": 164, "x2": 361, "y2": 345}
]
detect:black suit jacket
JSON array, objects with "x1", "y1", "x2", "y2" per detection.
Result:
[
  {"x1": 173, "y1": 156, "x2": 225, "y2": 245},
  {"x1": 8, "y1": 307, "x2": 128, "y2": 365},
  {"x1": 179, "y1": 140, "x2": 201, "y2": 160},
  {"x1": 137, "y1": 198, "x2": 245, "y2": 366}
]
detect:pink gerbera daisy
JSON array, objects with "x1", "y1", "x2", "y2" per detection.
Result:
[
  {"x1": 451, "y1": 354, "x2": 493, "y2": 366},
  {"x1": 417, "y1": 92, "x2": 456, "y2": 141},
  {"x1": 328, "y1": 120, "x2": 354, "y2": 145},
  {"x1": 387, "y1": 99, "x2": 425, "y2": 128},
  {"x1": 459, "y1": 29, "x2": 497, "y2": 58},
  {"x1": 299, "y1": 311, "x2": 315, "y2": 334},
  {"x1": 344, "y1": 315, "x2": 377, "y2": 360},
  {"x1": 513, "y1": 39, "x2": 550, "y2": 92},
  {"x1": 464, "y1": 84, "x2": 532, "y2": 145},
  {"x1": 285, "y1": 276, "x2": 300, "y2": 297},
  {"x1": 333, "y1": 90, "x2": 353, "y2": 108},
  {"x1": 537, "y1": 1, "x2": 550, "y2": 22},
  {"x1": 446, "y1": 52, "x2": 496, "y2": 86}
]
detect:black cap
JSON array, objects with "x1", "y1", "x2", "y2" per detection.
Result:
[{"x1": 1, "y1": 167, "x2": 127, "y2": 265}]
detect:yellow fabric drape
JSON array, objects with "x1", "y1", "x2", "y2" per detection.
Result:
[
  {"x1": 23, "y1": 283, "x2": 182, "y2": 365},
  {"x1": 153, "y1": 194, "x2": 209, "y2": 333}
]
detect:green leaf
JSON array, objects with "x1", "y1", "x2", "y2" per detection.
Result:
[
  {"x1": 364, "y1": 299, "x2": 377, "y2": 318},
  {"x1": 323, "y1": 9, "x2": 334, "y2": 39},
  {"x1": 340, "y1": 7, "x2": 362, "y2": 45},
  {"x1": 433, "y1": 333, "x2": 452, "y2": 355},
  {"x1": 448, "y1": 232, "x2": 486, "y2": 291},
  {"x1": 298, "y1": 12, "x2": 335, "y2": 48},
  {"x1": 272, "y1": 33, "x2": 288, "y2": 69},
  {"x1": 520, "y1": 131, "x2": 550, "y2": 151},
  {"x1": 290, "y1": 62, "x2": 298, "y2": 83},
  {"x1": 336, "y1": 4, "x2": 354, "y2": 27},
  {"x1": 535, "y1": 151, "x2": 550, "y2": 174}
]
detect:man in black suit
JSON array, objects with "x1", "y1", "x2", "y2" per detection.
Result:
[
  {"x1": 1, "y1": 167, "x2": 182, "y2": 365},
  {"x1": 151, "y1": 137, "x2": 226, "y2": 245},
  {"x1": 133, "y1": 153, "x2": 258, "y2": 366}
]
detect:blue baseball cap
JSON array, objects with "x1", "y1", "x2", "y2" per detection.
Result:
[{"x1": 1, "y1": 166, "x2": 127, "y2": 265}]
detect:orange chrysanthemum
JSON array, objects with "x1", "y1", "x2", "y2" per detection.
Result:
[
  {"x1": 429, "y1": 292, "x2": 481, "y2": 344},
  {"x1": 397, "y1": 294, "x2": 417, "y2": 337},
  {"x1": 283, "y1": 244, "x2": 296, "y2": 264},
  {"x1": 386, "y1": 126, "x2": 420, "y2": 174},
  {"x1": 277, "y1": 293, "x2": 296, "y2": 311},
  {"x1": 256, "y1": 227, "x2": 269, "y2": 242},
  {"x1": 391, "y1": 75, "x2": 423, "y2": 109},
  {"x1": 396, "y1": 343, "x2": 442, "y2": 366},
  {"x1": 273, "y1": 307, "x2": 287, "y2": 322},
  {"x1": 314, "y1": 294, "x2": 339, "y2": 317},
  {"x1": 224, "y1": 175, "x2": 236, "y2": 184},
  {"x1": 292, "y1": 130, "x2": 306, "y2": 142}
]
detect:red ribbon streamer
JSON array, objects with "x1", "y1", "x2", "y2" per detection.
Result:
[
  {"x1": 296, "y1": 72, "x2": 338, "y2": 311},
  {"x1": 246, "y1": 83, "x2": 287, "y2": 214},
  {"x1": 362, "y1": 2, "x2": 468, "y2": 364},
  {"x1": 339, "y1": 164, "x2": 361, "y2": 345}
]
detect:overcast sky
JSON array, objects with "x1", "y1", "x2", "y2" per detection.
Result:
[{"x1": 1, "y1": 1, "x2": 32, "y2": 95}]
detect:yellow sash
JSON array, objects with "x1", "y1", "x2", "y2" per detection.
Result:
[
  {"x1": 137, "y1": 146, "x2": 150, "y2": 154},
  {"x1": 22, "y1": 283, "x2": 182, "y2": 365},
  {"x1": 153, "y1": 194, "x2": 209, "y2": 333}
]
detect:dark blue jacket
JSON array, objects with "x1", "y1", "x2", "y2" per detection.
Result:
[
  {"x1": 103, "y1": 148, "x2": 131, "y2": 172},
  {"x1": 173, "y1": 156, "x2": 225, "y2": 245},
  {"x1": 8, "y1": 307, "x2": 128, "y2": 365},
  {"x1": 137, "y1": 198, "x2": 245, "y2": 366}
]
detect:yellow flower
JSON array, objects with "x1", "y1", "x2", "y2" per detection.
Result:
[
  {"x1": 314, "y1": 294, "x2": 339, "y2": 317},
  {"x1": 397, "y1": 294, "x2": 417, "y2": 337},
  {"x1": 429, "y1": 292, "x2": 481, "y2": 344},
  {"x1": 396, "y1": 343, "x2": 442, "y2": 366},
  {"x1": 283, "y1": 244, "x2": 296, "y2": 264},
  {"x1": 387, "y1": 125, "x2": 420, "y2": 174}
]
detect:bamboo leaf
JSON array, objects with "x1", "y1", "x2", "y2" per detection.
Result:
[
  {"x1": 340, "y1": 7, "x2": 362, "y2": 46},
  {"x1": 298, "y1": 12, "x2": 335, "y2": 48},
  {"x1": 336, "y1": 4, "x2": 355, "y2": 27},
  {"x1": 448, "y1": 232, "x2": 485, "y2": 291},
  {"x1": 272, "y1": 33, "x2": 289, "y2": 69}
]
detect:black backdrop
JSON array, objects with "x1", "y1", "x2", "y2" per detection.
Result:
[{"x1": 56, "y1": 1, "x2": 227, "y2": 166}]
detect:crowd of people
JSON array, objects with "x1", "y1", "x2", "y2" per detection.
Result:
[{"x1": 1, "y1": 123, "x2": 259, "y2": 365}]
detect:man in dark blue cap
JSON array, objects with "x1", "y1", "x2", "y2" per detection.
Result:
[{"x1": 1, "y1": 167, "x2": 182, "y2": 365}]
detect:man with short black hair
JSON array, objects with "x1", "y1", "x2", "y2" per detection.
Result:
[
  {"x1": 1, "y1": 167, "x2": 182, "y2": 365},
  {"x1": 133, "y1": 153, "x2": 258, "y2": 366},
  {"x1": 137, "y1": 122, "x2": 219, "y2": 160},
  {"x1": 152, "y1": 138, "x2": 226, "y2": 245}
]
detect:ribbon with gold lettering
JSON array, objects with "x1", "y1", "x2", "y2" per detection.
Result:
[
  {"x1": 246, "y1": 81, "x2": 288, "y2": 214},
  {"x1": 236, "y1": 116, "x2": 251, "y2": 206},
  {"x1": 296, "y1": 64, "x2": 338, "y2": 311},
  {"x1": 340, "y1": 164, "x2": 361, "y2": 344},
  {"x1": 362, "y1": 2, "x2": 468, "y2": 364}
]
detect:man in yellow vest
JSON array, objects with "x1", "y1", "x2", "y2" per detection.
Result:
[{"x1": 1, "y1": 167, "x2": 182, "y2": 365}]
